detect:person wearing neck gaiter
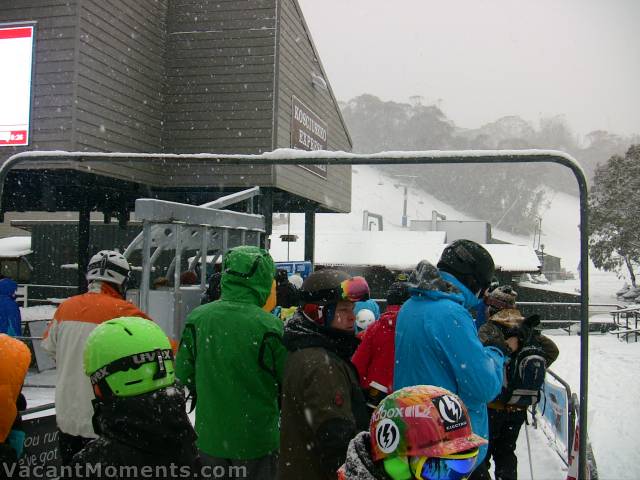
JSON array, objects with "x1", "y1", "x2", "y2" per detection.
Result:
[
  {"x1": 279, "y1": 269, "x2": 371, "y2": 480},
  {"x1": 72, "y1": 316, "x2": 199, "y2": 478}
]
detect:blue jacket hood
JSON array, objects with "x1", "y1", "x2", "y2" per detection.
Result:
[
  {"x1": 407, "y1": 261, "x2": 481, "y2": 311},
  {"x1": 0, "y1": 278, "x2": 17, "y2": 296}
]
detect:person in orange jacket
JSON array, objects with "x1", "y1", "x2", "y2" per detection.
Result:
[
  {"x1": 42, "y1": 250, "x2": 151, "y2": 465},
  {"x1": 0, "y1": 334, "x2": 31, "y2": 467}
]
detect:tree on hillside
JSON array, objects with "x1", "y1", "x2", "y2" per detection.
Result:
[{"x1": 589, "y1": 145, "x2": 640, "y2": 286}]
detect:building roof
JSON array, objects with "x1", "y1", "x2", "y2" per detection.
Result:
[{"x1": 269, "y1": 230, "x2": 540, "y2": 272}]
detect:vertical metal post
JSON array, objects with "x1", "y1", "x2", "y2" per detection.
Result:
[
  {"x1": 173, "y1": 225, "x2": 183, "y2": 340},
  {"x1": 241, "y1": 229, "x2": 246, "y2": 245},
  {"x1": 261, "y1": 187, "x2": 273, "y2": 250},
  {"x1": 200, "y1": 226, "x2": 208, "y2": 291},
  {"x1": 578, "y1": 179, "x2": 590, "y2": 480},
  {"x1": 402, "y1": 186, "x2": 408, "y2": 228},
  {"x1": 304, "y1": 211, "x2": 315, "y2": 264},
  {"x1": 78, "y1": 203, "x2": 91, "y2": 293},
  {"x1": 222, "y1": 228, "x2": 229, "y2": 254},
  {"x1": 140, "y1": 221, "x2": 152, "y2": 314}
]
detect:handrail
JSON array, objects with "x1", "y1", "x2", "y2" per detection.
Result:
[
  {"x1": 0, "y1": 148, "x2": 591, "y2": 479},
  {"x1": 22, "y1": 402, "x2": 55, "y2": 416}
]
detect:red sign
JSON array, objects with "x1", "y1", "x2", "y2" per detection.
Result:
[
  {"x1": 0, "y1": 130, "x2": 28, "y2": 145},
  {"x1": 0, "y1": 24, "x2": 35, "y2": 147}
]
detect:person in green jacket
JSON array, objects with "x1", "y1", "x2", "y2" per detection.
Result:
[{"x1": 176, "y1": 246, "x2": 287, "y2": 480}]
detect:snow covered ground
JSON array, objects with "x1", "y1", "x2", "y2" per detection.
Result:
[
  {"x1": 21, "y1": 164, "x2": 635, "y2": 479},
  {"x1": 24, "y1": 333, "x2": 637, "y2": 479}
]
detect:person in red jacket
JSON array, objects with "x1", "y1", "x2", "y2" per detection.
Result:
[{"x1": 352, "y1": 282, "x2": 410, "y2": 397}]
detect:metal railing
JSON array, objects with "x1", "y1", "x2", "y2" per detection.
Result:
[
  {"x1": 17, "y1": 283, "x2": 78, "y2": 307},
  {"x1": 0, "y1": 148, "x2": 592, "y2": 479}
]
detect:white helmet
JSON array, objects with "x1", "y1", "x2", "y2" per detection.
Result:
[
  {"x1": 356, "y1": 308, "x2": 376, "y2": 332},
  {"x1": 289, "y1": 274, "x2": 304, "y2": 289},
  {"x1": 86, "y1": 250, "x2": 131, "y2": 286}
]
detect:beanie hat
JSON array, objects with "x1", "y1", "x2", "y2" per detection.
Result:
[{"x1": 485, "y1": 285, "x2": 517, "y2": 314}]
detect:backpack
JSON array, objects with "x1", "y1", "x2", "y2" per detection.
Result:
[{"x1": 499, "y1": 341, "x2": 547, "y2": 407}]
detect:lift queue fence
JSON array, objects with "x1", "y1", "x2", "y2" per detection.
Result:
[
  {"x1": 17, "y1": 283, "x2": 78, "y2": 307},
  {"x1": 537, "y1": 370, "x2": 598, "y2": 479},
  {"x1": 0, "y1": 149, "x2": 592, "y2": 479}
]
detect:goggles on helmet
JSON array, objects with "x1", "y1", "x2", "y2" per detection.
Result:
[
  {"x1": 89, "y1": 348, "x2": 174, "y2": 386},
  {"x1": 340, "y1": 276, "x2": 370, "y2": 302},
  {"x1": 410, "y1": 449, "x2": 479, "y2": 480},
  {"x1": 383, "y1": 449, "x2": 479, "y2": 480}
]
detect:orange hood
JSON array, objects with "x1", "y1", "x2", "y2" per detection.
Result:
[{"x1": 0, "y1": 334, "x2": 31, "y2": 442}]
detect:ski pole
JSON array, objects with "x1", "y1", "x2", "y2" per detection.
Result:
[{"x1": 525, "y1": 421, "x2": 535, "y2": 480}]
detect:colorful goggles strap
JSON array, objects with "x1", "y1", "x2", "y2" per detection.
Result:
[
  {"x1": 89, "y1": 348, "x2": 174, "y2": 386},
  {"x1": 340, "y1": 276, "x2": 370, "y2": 302}
]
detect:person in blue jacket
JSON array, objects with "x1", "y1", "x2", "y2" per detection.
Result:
[
  {"x1": 0, "y1": 275, "x2": 22, "y2": 337},
  {"x1": 393, "y1": 240, "x2": 519, "y2": 479}
]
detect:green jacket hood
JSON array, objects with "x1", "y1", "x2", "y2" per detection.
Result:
[{"x1": 220, "y1": 246, "x2": 275, "y2": 306}]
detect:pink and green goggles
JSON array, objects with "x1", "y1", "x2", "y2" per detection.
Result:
[{"x1": 340, "y1": 276, "x2": 370, "y2": 302}]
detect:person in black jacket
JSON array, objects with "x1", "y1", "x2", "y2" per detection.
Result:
[
  {"x1": 275, "y1": 269, "x2": 299, "y2": 308},
  {"x1": 279, "y1": 269, "x2": 371, "y2": 480},
  {"x1": 479, "y1": 286, "x2": 559, "y2": 480},
  {"x1": 72, "y1": 317, "x2": 200, "y2": 479}
]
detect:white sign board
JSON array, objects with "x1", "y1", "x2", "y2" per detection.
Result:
[{"x1": 0, "y1": 24, "x2": 35, "y2": 147}]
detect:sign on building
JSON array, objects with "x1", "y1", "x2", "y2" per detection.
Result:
[
  {"x1": 0, "y1": 23, "x2": 35, "y2": 147},
  {"x1": 291, "y1": 95, "x2": 328, "y2": 178},
  {"x1": 275, "y1": 261, "x2": 313, "y2": 279}
]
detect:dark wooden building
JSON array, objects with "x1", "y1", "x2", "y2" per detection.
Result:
[{"x1": 0, "y1": 0, "x2": 353, "y2": 266}]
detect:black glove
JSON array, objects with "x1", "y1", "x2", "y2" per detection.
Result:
[
  {"x1": 518, "y1": 314, "x2": 541, "y2": 343},
  {"x1": 479, "y1": 323, "x2": 512, "y2": 356}
]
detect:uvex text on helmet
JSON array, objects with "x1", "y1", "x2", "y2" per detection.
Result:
[
  {"x1": 437, "y1": 239, "x2": 495, "y2": 289},
  {"x1": 86, "y1": 250, "x2": 131, "y2": 286},
  {"x1": 84, "y1": 316, "x2": 174, "y2": 398}
]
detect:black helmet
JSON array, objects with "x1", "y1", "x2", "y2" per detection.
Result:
[
  {"x1": 386, "y1": 282, "x2": 410, "y2": 306},
  {"x1": 437, "y1": 240, "x2": 495, "y2": 290},
  {"x1": 299, "y1": 269, "x2": 369, "y2": 305}
]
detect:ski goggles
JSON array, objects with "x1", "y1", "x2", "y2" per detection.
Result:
[
  {"x1": 409, "y1": 449, "x2": 479, "y2": 480},
  {"x1": 340, "y1": 276, "x2": 370, "y2": 302},
  {"x1": 89, "y1": 348, "x2": 174, "y2": 386}
]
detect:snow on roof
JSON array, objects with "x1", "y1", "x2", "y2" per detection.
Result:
[
  {"x1": 0, "y1": 236, "x2": 31, "y2": 258},
  {"x1": 482, "y1": 244, "x2": 541, "y2": 272},
  {"x1": 269, "y1": 230, "x2": 540, "y2": 272}
]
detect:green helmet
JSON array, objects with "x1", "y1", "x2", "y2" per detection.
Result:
[{"x1": 84, "y1": 317, "x2": 175, "y2": 398}]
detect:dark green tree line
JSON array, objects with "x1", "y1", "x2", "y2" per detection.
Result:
[{"x1": 589, "y1": 145, "x2": 640, "y2": 286}]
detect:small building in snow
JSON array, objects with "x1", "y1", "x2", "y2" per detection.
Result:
[{"x1": 269, "y1": 230, "x2": 541, "y2": 298}]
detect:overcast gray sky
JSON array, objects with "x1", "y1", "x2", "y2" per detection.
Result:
[{"x1": 297, "y1": 0, "x2": 640, "y2": 137}]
